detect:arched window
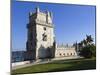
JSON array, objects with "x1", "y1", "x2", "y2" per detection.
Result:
[
  {"x1": 63, "y1": 53, "x2": 65, "y2": 56},
  {"x1": 59, "y1": 53, "x2": 61, "y2": 56},
  {"x1": 42, "y1": 33, "x2": 47, "y2": 41},
  {"x1": 71, "y1": 53, "x2": 72, "y2": 55},
  {"x1": 43, "y1": 27, "x2": 46, "y2": 30}
]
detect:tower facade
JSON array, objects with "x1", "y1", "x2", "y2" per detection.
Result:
[{"x1": 26, "y1": 7, "x2": 55, "y2": 60}]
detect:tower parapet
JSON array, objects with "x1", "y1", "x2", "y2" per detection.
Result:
[{"x1": 36, "y1": 7, "x2": 40, "y2": 13}]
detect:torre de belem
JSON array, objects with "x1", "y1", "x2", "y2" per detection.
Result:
[{"x1": 26, "y1": 7, "x2": 78, "y2": 60}]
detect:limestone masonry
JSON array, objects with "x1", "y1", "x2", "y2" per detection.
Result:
[{"x1": 26, "y1": 7, "x2": 78, "y2": 60}]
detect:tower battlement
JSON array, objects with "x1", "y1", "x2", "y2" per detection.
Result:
[
  {"x1": 56, "y1": 44, "x2": 74, "y2": 48},
  {"x1": 28, "y1": 7, "x2": 53, "y2": 24}
]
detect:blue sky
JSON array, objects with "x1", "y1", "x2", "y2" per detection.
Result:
[{"x1": 12, "y1": 1, "x2": 96, "y2": 51}]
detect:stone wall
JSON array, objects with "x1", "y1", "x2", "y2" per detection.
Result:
[
  {"x1": 12, "y1": 61, "x2": 31, "y2": 67},
  {"x1": 55, "y1": 44, "x2": 77, "y2": 58}
]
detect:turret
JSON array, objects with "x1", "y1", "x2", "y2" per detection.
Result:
[
  {"x1": 36, "y1": 7, "x2": 40, "y2": 13},
  {"x1": 29, "y1": 12, "x2": 33, "y2": 16},
  {"x1": 46, "y1": 10, "x2": 52, "y2": 24}
]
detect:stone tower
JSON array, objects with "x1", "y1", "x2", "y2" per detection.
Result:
[{"x1": 26, "y1": 7, "x2": 55, "y2": 60}]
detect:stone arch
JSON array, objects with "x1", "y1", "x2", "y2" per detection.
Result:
[
  {"x1": 59, "y1": 53, "x2": 62, "y2": 56},
  {"x1": 71, "y1": 53, "x2": 72, "y2": 56},
  {"x1": 63, "y1": 53, "x2": 65, "y2": 56}
]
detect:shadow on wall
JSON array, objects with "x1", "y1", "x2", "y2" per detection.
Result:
[{"x1": 38, "y1": 45, "x2": 54, "y2": 59}]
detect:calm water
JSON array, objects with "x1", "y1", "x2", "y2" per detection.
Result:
[{"x1": 12, "y1": 51, "x2": 25, "y2": 63}]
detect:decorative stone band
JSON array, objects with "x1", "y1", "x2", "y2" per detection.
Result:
[{"x1": 36, "y1": 20, "x2": 54, "y2": 28}]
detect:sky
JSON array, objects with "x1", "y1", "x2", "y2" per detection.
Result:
[{"x1": 12, "y1": 1, "x2": 96, "y2": 51}]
